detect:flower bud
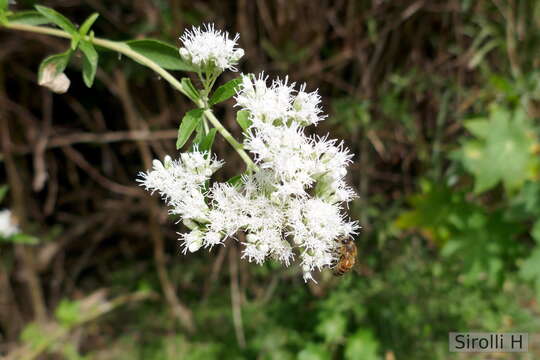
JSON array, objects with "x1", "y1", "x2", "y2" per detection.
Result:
[
  {"x1": 38, "y1": 63, "x2": 70, "y2": 94},
  {"x1": 186, "y1": 229, "x2": 204, "y2": 252}
]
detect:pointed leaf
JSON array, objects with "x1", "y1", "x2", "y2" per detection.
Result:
[
  {"x1": 7, "y1": 11, "x2": 50, "y2": 25},
  {"x1": 199, "y1": 128, "x2": 217, "y2": 153},
  {"x1": 79, "y1": 41, "x2": 98, "y2": 87},
  {"x1": 209, "y1": 77, "x2": 242, "y2": 105},
  {"x1": 126, "y1": 39, "x2": 195, "y2": 71},
  {"x1": 176, "y1": 109, "x2": 204, "y2": 149},
  {"x1": 35, "y1": 5, "x2": 78, "y2": 35},
  {"x1": 181, "y1": 77, "x2": 200, "y2": 102},
  {"x1": 79, "y1": 12, "x2": 99, "y2": 36},
  {"x1": 236, "y1": 110, "x2": 252, "y2": 131}
]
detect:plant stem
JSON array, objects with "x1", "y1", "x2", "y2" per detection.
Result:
[
  {"x1": 2, "y1": 22, "x2": 256, "y2": 169},
  {"x1": 203, "y1": 109, "x2": 256, "y2": 170}
]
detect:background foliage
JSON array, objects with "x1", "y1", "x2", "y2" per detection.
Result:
[{"x1": 1, "y1": 0, "x2": 540, "y2": 359}]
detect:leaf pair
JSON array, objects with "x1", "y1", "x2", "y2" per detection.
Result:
[
  {"x1": 176, "y1": 77, "x2": 244, "y2": 152},
  {"x1": 34, "y1": 6, "x2": 100, "y2": 88}
]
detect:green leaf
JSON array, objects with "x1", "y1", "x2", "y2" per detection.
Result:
[
  {"x1": 520, "y1": 247, "x2": 540, "y2": 300},
  {"x1": 7, "y1": 11, "x2": 50, "y2": 25},
  {"x1": 226, "y1": 175, "x2": 243, "y2": 187},
  {"x1": 1, "y1": 232, "x2": 39, "y2": 245},
  {"x1": 464, "y1": 118, "x2": 490, "y2": 138},
  {"x1": 209, "y1": 77, "x2": 242, "y2": 105},
  {"x1": 176, "y1": 109, "x2": 204, "y2": 150},
  {"x1": 35, "y1": 5, "x2": 78, "y2": 35},
  {"x1": 79, "y1": 41, "x2": 98, "y2": 87},
  {"x1": 236, "y1": 110, "x2": 252, "y2": 131},
  {"x1": 55, "y1": 299, "x2": 81, "y2": 326},
  {"x1": 0, "y1": 0, "x2": 8, "y2": 12},
  {"x1": 181, "y1": 77, "x2": 200, "y2": 102},
  {"x1": 126, "y1": 39, "x2": 195, "y2": 71},
  {"x1": 298, "y1": 343, "x2": 331, "y2": 360},
  {"x1": 344, "y1": 330, "x2": 379, "y2": 360},
  {"x1": 199, "y1": 128, "x2": 217, "y2": 153},
  {"x1": 458, "y1": 106, "x2": 538, "y2": 193},
  {"x1": 316, "y1": 313, "x2": 347, "y2": 343},
  {"x1": 8, "y1": 233, "x2": 39, "y2": 245},
  {"x1": 79, "y1": 13, "x2": 99, "y2": 36},
  {"x1": 38, "y1": 50, "x2": 72, "y2": 83},
  {"x1": 532, "y1": 220, "x2": 540, "y2": 243},
  {"x1": 0, "y1": 185, "x2": 8, "y2": 203}
]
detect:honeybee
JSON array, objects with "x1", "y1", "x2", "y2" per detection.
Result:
[{"x1": 333, "y1": 237, "x2": 357, "y2": 276}]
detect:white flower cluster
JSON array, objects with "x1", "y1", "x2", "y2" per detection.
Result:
[
  {"x1": 0, "y1": 209, "x2": 20, "y2": 238},
  {"x1": 139, "y1": 25, "x2": 358, "y2": 282},
  {"x1": 179, "y1": 23, "x2": 244, "y2": 72}
]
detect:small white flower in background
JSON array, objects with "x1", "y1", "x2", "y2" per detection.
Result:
[
  {"x1": 179, "y1": 23, "x2": 244, "y2": 72},
  {"x1": 38, "y1": 63, "x2": 70, "y2": 94},
  {"x1": 0, "y1": 209, "x2": 20, "y2": 238},
  {"x1": 139, "y1": 25, "x2": 359, "y2": 282}
]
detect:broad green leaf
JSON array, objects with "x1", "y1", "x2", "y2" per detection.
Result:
[
  {"x1": 236, "y1": 110, "x2": 252, "y2": 131},
  {"x1": 7, "y1": 11, "x2": 50, "y2": 25},
  {"x1": 0, "y1": 0, "x2": 7, "y2": 12},
  {"x1": 79, "y1": 41, "x2": 98, "y2": 87},
  {"x1": 38, "y1": 50, "x2": 72, "y2": 83},
  {"x1": 463, "y1": 118, "x2": 489, "y2": 138},
  {"x1": 79, "y1": 12, "x2": 99, "y2": 36},
  {"x1": 176, "y1": 109, "x2": 204, "y2": 149},
  {"x1": 199, "y1": 128, "x2": 217, "y2": 153},
  {"x1": 35, "y1": 5, "x2": 78, "y2": 35},
  {"x1": 458, "y1": 106, "x2": 538, "y2": 193},
  {"x1": 181, "y1": 77, "x2": 200, "y2": 102},
  {"x1": 0, "y1": 185, "x2": 7, "y2": 203},
  {"x1": 209, "y1": 77, "x2": 242, "y2": 105},
  {"x1": 126, "y1": 39, "x2": 195, "y2": 71}
]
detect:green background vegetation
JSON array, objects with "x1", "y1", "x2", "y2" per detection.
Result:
[{"x1": 1, "y1": 0, "x2": 540, "y2": 359}]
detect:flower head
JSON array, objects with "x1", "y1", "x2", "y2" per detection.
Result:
[
  {"x1": 139, "y1": 44, "x2": 358, "y2": 281},
  {"x1": 179, "y1": 23, "x2": 244, "y2": 72},
  {"x1": 235, "y1": 74, "x2": 326, "y2": 126},
  {"x1": 137, "y1": 149, "x2": 223, "y2": 224}
]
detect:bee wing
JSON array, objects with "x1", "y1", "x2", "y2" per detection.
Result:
[{"x1": 352, "y1": 262, "x2": 373, "y2": 276}]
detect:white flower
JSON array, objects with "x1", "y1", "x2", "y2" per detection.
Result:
[
  {"x1": 138, "y1": 64, "x2": 358, "y2": 282},
  {"x1": 235, "y1": 73, "x2": 326, "y2": 126},
  {"x1": 0, "y1": 209, "x2": 19, "y2": 238},
  {"x1": 137, "y1": 150, "x2": 223, "y2": 224},
  {"x1": 179, "y1": 23, "x2": 244, "y2": 72},
  {"x1": 180, "y1": 229, "x2": 205, "y2": 253},
  {"x1": 235, "y1": 74, "x2": 294, "y2": 125}
]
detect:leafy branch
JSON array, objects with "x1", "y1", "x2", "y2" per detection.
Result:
[{"x1": 0, "y1": 6, "x2": 256, "y2": 170}]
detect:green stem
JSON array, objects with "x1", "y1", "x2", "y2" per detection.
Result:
[
  {"x1": 203, "y1": 109, "x2": 256, "y2": 170},
  {"x1": 2, "y1": 22, "x2": 256, "y2": 170}
]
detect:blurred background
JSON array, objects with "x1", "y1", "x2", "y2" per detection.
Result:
[{"x1": 1, "y1": 0, "x2": 540, "y2": 359}]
